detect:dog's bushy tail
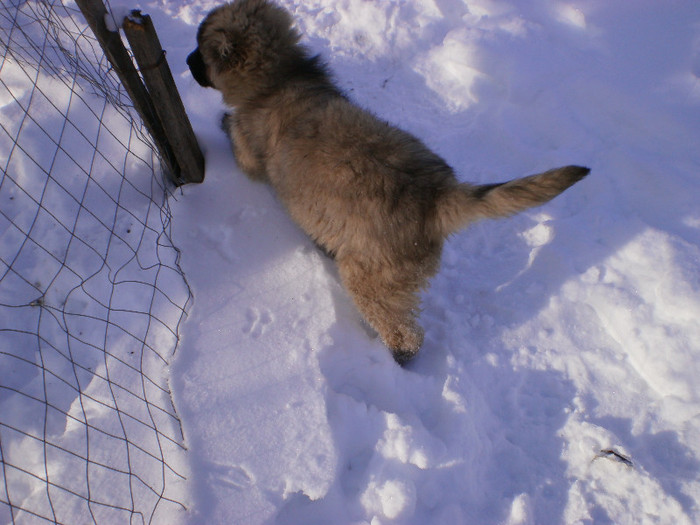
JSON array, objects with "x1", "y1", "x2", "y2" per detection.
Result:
[{"x1": 437, "y1": 165, "x2": 589, "y2": 236}]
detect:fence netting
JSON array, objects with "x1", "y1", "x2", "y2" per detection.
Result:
[{"x1": 0, "y1": 1, "x2": 191, "y2": 523}]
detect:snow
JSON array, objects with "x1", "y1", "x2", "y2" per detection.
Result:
[
  {"x1": 104, "y1": 5, "x2": 133, "y2": 32},
  {"x1": 3, "y1": 0, "x2": 700, "y2": 523},
  {"x1": 165, "y1": 1, "x2": 700, "y2": 523}
]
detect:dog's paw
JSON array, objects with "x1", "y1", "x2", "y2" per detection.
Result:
[
  {"x1": 385, "y1": 323, "x2": 424, "y2": 365},
  {"x1": 393, "y1": 348, "x2": 419, "y2": 366}
]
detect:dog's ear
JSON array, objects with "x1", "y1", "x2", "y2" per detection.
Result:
[{"x1": 210, "y1": 29, "x2": 247, "y2": 68}]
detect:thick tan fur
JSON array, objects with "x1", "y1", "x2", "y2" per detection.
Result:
[{"x1": 187, "y1": 0, "x2": 589, "y2": 363}]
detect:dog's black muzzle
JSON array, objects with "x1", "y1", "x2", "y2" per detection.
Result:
[{"x1": 187, "y1": 48, "x2": 212, "y2": 88}]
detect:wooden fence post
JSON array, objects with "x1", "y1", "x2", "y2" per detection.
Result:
[
  {"x1": 123, "y1": 11, "x2": 204, "y2": 184},
  {"x1": 74, "y1": 0, "x2": 204, "y2": 186}
]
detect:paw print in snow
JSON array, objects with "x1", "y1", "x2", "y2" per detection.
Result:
[
  {"x1": 208, "y1": 463, "x2": 253, "y2": 491},
  {"x1": 243, "y1": 307, "x2": 273, "y2": 338}
]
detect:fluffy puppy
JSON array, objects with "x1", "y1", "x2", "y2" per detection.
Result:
[{"x1": 187, "y1": 0, "x2": 589, "y2": 363}]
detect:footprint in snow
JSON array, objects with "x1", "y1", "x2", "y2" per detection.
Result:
[
  {"x1": 243, "y1": 307, "x2": 273, "y2": 338},
  {"x1": 208, "y1": 463, "x2": 253, "y2": 491}
]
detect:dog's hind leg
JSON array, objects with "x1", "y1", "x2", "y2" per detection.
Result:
[{"x1": 337, "y1": 257, "x2": 424, "y2": 364}]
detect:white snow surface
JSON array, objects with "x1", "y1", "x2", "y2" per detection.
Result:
[{"x1": 140, "y1": 0, "x2": 700, "y2": 523}]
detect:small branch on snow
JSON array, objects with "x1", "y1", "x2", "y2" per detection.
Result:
[{"x1": 595, "y1": 448, "x2": 634, "y2": 467}]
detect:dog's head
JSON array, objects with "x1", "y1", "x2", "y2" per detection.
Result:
[{"x1": 187, "y1": 0, "x2": 304, "y2": 104}]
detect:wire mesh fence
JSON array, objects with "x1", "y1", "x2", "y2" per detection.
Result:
[{"x1": 1, "y1": 1, "x2": 191, "y2": 522}]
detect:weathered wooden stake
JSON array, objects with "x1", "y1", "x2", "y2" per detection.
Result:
[
  {"x1": 123, "y1": 11, "x2": 205, "y2": 184},
  {"x1": 74, "y1": 0, "x2": 204, "y2": 185}
]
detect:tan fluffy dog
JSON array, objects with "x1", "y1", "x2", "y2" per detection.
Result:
[{"x1": 187, "y1": 0, "x2": 589, "y2": 363}]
